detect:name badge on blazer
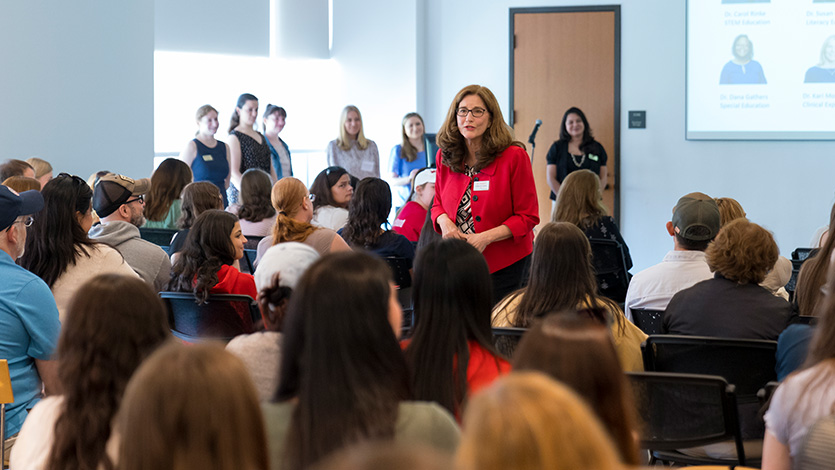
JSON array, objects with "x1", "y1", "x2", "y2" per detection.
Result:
[
  {"x1": 202, "y1": 154, "x2": 214, "y2": 162},
  {"x1": 473, "y1": 180, "x2": 490, "y2": 191}
]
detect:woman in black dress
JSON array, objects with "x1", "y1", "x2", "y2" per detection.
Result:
[{"x1": 227, "y1": 93, "x2": 276, "y2": 205}]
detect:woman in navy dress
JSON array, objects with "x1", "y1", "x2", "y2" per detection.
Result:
[{"x1": 178, "y1": 104, "x2": 231, "y2": 206}]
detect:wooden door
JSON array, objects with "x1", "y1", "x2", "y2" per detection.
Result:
[{"x1": 511, "y1": 7, "x2": 620, "y2": 229}]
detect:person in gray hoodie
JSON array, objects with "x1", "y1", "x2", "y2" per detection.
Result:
[{"x1": 89, "y1": 173, "x2": 171, "y2": 291}]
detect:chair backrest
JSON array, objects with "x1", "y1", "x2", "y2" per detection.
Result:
[
  {"x1": 384, "y1": 257, "x2": 412, "y2": 289},
  {"x1": 796, "y1": 414, "x2": 835, "y2": 470},
  {"x1": 139, "y1": 227, "x2": 178, "y2": 248},
  {"x1": 627, "y1": 372, "x2": 746, "y2": 465},
  {"x1": 793, "y1": 247, "x2": 814, "y2": 262},
  {"x1": 631, "y1": 308, "x2": 665, "y2": 335},
  {"x1": 757, "y1": 380, "x2": 780, "y2": 409},
  {"x1": 588, "y1": 237, "x2": 630, "y2": 302},
  {"x1": 492, "y1": 327, "x2": 528, "y2": 358},
  {"x1": 243, "y1": 235, "x2": 263, "y2": 251},
  {"x1": 159, "y1": 292, "x2": 258, "y2": 343},
  {"x1": 241, "y1": 249, "x2": 258, "y2": 275},
  {"x1": 642, "y1": 335, "x2": 778, "y2": 402}
]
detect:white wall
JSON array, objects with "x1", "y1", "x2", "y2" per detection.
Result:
[
  {"x1": 0, "y1": 0, "x2": 154, "y2": 181},
  {"x1": 422, "y1": 0, "x2": 835, "y2": 271}
]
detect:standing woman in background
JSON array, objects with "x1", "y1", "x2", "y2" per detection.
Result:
[
  {"x1": 545, "y1": 107, "x2": 608, "y2": 203},
  {"x1": 389, "y1": 112, "x2": 429, "y2": 209},
  {"x1": 327, "y1": 105, "x2": 380, "y2": 180},
  {"x1": 432, "y1": 84, "x2": 539, "y2": 304},
  {"x1": 178, "y1": 104, "x2": 231, "y2": 207},
  {"x1": 228, "y1": 93, "x2": 276, "y2": 205},
  {"x1": 263, "y1": 104, "x2": 293, "y2": 180},
  {"x1": 143, "y1": 158, "x2": 192, "y2": 230}
]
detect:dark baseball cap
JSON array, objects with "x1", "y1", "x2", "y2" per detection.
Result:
[
  {"x1": 93, "y1": 173, "x2": 150, "y2": 219},
  {"x1": 672, "y1": 192, "x2": 721, "y2": 241},
  {"x1": 0, "y1": 185, "x2": 44, "y2": 231}
]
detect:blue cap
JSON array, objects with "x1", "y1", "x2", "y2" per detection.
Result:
[{"x1": 0, "y1": 186, "x2": 44, "y2": 231}]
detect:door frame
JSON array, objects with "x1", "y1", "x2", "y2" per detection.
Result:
[{"x1": 508, "y1": 5, "x2": 622, "y2": 223}]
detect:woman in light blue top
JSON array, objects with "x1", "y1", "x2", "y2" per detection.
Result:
[{"x1": 389, "y1": 112, "x2": 429, "y2": 209}]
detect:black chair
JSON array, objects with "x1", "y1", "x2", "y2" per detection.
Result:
[
  {"x1": 788, "y1": 247, "x2": 815, "y2": 302},
  {"x1": 631, "y1": 308, "x2": 665, "y2": 335},
  {"x1": 384, "y1": 257, "x2": 412, "y2": 309},
  {"x1": 241, "y1": 249, "x2": 258, "y2": 275},
  {"x1": 159, "y1": 292, "x2": 259, "y2": 343},
  {"x1": 588, "y1": 237, "x2": 631, "y2": 303},
  {"x1": 627, "y1": 371, "x2": 752, "y2": 467},
  {"x1": 243, "y1": 235, "x2": 263, "y2": 251},
  {"x1": 757, "y1": 380, "x2": 780, "y2": 409},
  {"x1": 797, "y1": 315, "x2": 818, "y2": 326},
  {"x1": 139, "y1": 227, "x2": 177, "y2": 250},
  {"x1": 492, "y1": 327, "x2": 527, "y2": 358},
  {"x1": 793, "y1": 247, "x2": 814, "y2": 262}
]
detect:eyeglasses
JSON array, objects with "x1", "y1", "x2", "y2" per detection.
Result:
[
  {"x1": 456, "y1": 107, "x2": 487, "y2": 118},
  {"x1": 125, "y1": 195, "x2": 144, "y2": 204},
  {"x1": 15, "y1": 216, "x2": 34, "y2": 227},
  {"x1": 308, "y1": 193, "x2": 316, "y2": 202}
]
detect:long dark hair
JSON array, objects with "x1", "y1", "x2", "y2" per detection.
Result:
[
  {"x1": 405, "y1": 239, "x2": 501, "y2": 415},
  {"x1": 276, "y1": 251, "x2": 410, "y2": 469},
  {"x1": 309, "y1": 166, "x2": 349, "y2": 210},
  {"x1": 228, "y1": 93, "x2": 258, "y2": 134},
  {"x1": 237, "y1": 168, "x2": 275, "y2": 223},
  {"x1": 513, "y1": 315, "x2": 640, "y2": 465},
  {"x1": 177, "y1": 181, "x2": 223, "y2": 229},
  {"x1": 797, "y1": 202, "x2": 835, "y2": 316},
  {"x1": 436, "y1": 85, "x2": 524, "y2": 173},
  {"x1": 46, "y1": 274, "x2": 170, "y2": 470},
  {"x1": 167, "y1": 210, "x2": 238, "y2": 304},
  {"x1": 341, "y1": 178, "x2": 391, "y2": 248},
  {"x1": 145, "y1": 158, "x2": 192, "y2": 222},
  {"x1": 558, "y1": 107, "x2": 596, "y2": 153},
  {"x1": 21, "y1": 173, "x2": 98, "y2": 287}
]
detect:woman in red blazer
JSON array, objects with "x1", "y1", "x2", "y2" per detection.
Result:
[{"x1": 432, "y1": 84, "x2": 539, "y2": 304}]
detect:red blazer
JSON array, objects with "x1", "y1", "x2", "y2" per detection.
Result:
[{"x1": 431, "y1": 146, "x2": 539, "y2": 273}]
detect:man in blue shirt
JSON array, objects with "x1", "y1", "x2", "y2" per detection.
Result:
[{"x1": 0, "y1": 185, "x2": 60, "y2": 453}]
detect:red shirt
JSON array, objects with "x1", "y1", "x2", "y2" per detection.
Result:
[
  {"x1": 210, "y1": 264, "x2": 257, "y2": 331},
  {"x1": 393, "y1": 201, "x2": 427, "y2": 242},
  {"x1": 431, "y1": 146, "x2": 539, "y2": 273}
]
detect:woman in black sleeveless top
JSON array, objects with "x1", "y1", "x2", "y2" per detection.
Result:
[{"x1": 227, "y1": 93, "x2": 275, "y2": 205}]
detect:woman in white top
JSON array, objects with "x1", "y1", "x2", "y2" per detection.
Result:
[
  {"x1": 20, "y1": 173, "x2": 138, "y2": 321},
  {"x1": 326, "y1": 105, "x2": 379, "y2": 180},
  {"x1": 10, "y1": 274, "x2": 169, "y2": 470},
  {"x1": 309, "y1": 166, "x2": 353, "y2": 231}
]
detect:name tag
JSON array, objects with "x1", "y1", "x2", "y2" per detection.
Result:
[
  {"x1": 361, "y1": 160, "x2": 375, "y2": 172},
  {"x1": 473, "y1": 180, "x2": 490, "y2": 191},
  {"x1": 202, "y1": 154, "x2": 214, "y2": 162}
]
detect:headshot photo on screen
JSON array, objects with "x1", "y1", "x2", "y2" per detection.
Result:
[
  {"x1": 720, "y1": 34, "x2": 767, "y2": 85},
  {"x1": 805, "y1": 35, "x2": 835, "y2": 83}
]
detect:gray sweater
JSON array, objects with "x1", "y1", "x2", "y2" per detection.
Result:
[{"x1": 89, "y1": 221, "x2": 171, "y2": 291}]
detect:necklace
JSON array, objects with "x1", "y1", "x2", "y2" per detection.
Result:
[{"x1": 570, "y1": 153, "x2": 586, "y2": 168}]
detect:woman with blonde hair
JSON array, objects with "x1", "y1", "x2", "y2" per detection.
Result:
[
  {"x1": 327, "y1": 105, "x2": 379, "y2": 180},
  {"x1": 117, "y1": 342, "x2": 269, "y2": 470},
  {"x1": 255, "y1": 177, "x2": 348, "y2": 262},
  {"x1": 553, "y1": 169, "x2": 631, "y2": 301},
  {"x1": 178, "y1": 104, "x2": 231, "y2": 206},
  {"x1": 25, "y1": 157, "x2": 52, "y2": 188},
  {"x1": 456, "y1": 372, "x2": 624, "y2": 470},
  {"x1": 714, "y1": 196, "x2": 746, "y2": 226}
]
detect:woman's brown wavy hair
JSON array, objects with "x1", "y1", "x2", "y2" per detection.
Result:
[
  {"x1": 436, "y1": 84, "x2": 524, "y2": 173},
  {"x1": 706, "y1": 218, "x2": 778, "y2": 284},
  {"x1": 271, "y1": 177, "x2": 318, "y2": 244},
  {"x1": 46, "y1": 274, "x2": 170, "y2": 470},
  {"x1": 145, "y1": 158, "x2": 193, "y2": 222}
]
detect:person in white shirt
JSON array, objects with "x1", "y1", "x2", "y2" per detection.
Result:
[{"x1": 623, "y1": 192, "x2": 720, "y2": 321}]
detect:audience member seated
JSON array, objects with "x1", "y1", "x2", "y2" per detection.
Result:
[
  {"x1": 553, "y1": 169, "x2": 632, "y2": 302},
  {"x1": 266, "y1": 251, "x2": 460, "y2": 470},
  {"x1": 10, "y1": 274, "x2": 169, "y2": 470},
  {"x1": 456, "y1": 372, "x2": 625, "y2": 470},
  {"x1": 143, "y1": 158, "x2": 192, "y2": 230},
  {"x1": 226, "y1": 242, "x2": 319, "y2": 401},
  {"x1": 88, "y1": 173, "x2": 171, "y2": 291},
  {"x1": 20, "y1": 174, "x2": 137, "y2": 321},
  {"x1": 168, "y1": 181, "x2": 224, "y2": 260},
  {"x1": 623, "y1": 192, "x2": 719, "y2": 321},
  {"x1": 796, "y1": 201, "x2": 835, "y2": 316},
  {"x1": 341, "y1": 178, "x2": 414, "y2": 265},
  {"x1": 0, "y1": 187, "x2": 59, "y2": 452},
  {"x1": 25, "y1": 158, "x2": 52, "y2": 189},
  {"x1": 763, "y1": 249, "x2": 835, "y2": 470},
  {"x1": 663, "y1": 218, "x2": 795, "y2": 339},
  {"x1": 225, "y1": 168, "x2": 276, "y2": 238},
  {"x1": 0, "y1": 159, "x2": 35, "y2": 181},
  {"x1": 255, "y1": 177, "x2": 349, "y2": 262},
  {"x1": 310, "y1": 442, "x2": 452, "y2": 470},
  {"x1": 512, "y1": 315, "x2": 641, "y2": 465},
  {"x1": 2, "y1": 176, "x2": 40, "y2": 193},
  {"x1": 393, "y1": 168, "x2": 435, "y2": 243},
  {"x1": 116, "y1": 342, "x2": 269, "y2": 470},
  {"x1": 309, "y1": 166, "x2": 352, "y2": 231},
  {"x1": 775, "y1": 323, "x2": 815, "y2": 381},
  {"x1": 715, "y1": 196, "x2": 792, "y2": 299},
  {"x1": 166, "y1": 210, "x2": 255, "y2": 330},
  {"x1": 405, "y1": 239, "x2": 511, "y2": 417},
  {"x1": 492, "y1": 222, "x2": 646, "y2": 371}
]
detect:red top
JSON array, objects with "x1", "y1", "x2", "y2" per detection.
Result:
[
  {"x1": 210, "y1": 264, "x2": 257, "y2": 330},
  {"x1": 431, "y1": 146, "x2": 539, "y2": 273},
  {"x1": 393, "y1": 201, "x2": 427, "y2": 242}
]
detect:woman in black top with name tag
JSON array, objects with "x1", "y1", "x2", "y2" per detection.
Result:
[{"x1": 545, "y1": 107, "x2": 608, "y2": 203}]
